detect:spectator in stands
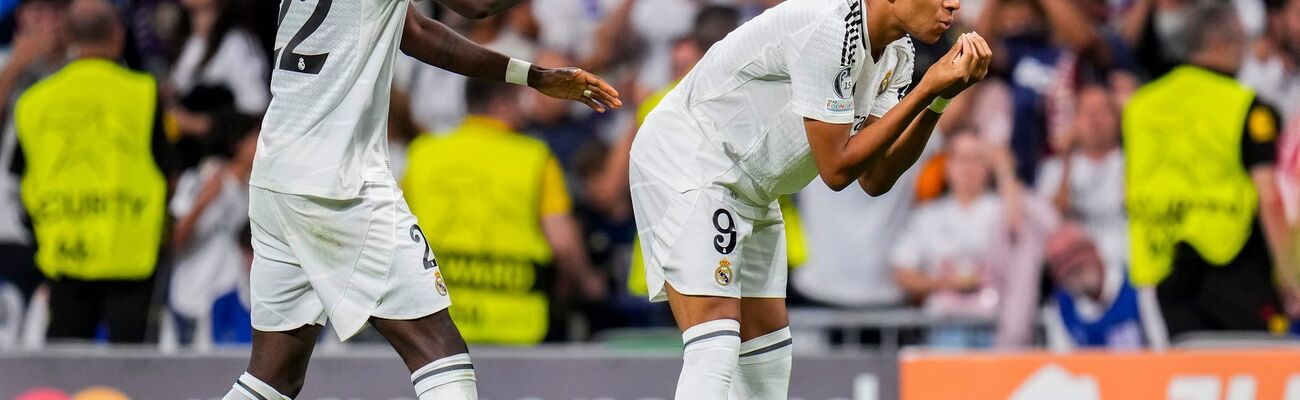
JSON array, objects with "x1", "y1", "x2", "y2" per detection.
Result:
[
  {"x1": 403, "y1": 79, "x2": 606, "y2": 345},
  {"x1": 166, "y1": 0, "x2": 267, "y2": 171},
  {"x1": 892, "y1": 131, "x2": 1057, "y2": 348},
  {"x1": 14, "y1": 0, "x2": 172, "y2": 343},
  {"x1": 524, "y1": 50, "x2": 610, "y2": 184},
  {"x1": 974, "y1": 0, "x2": 1102, "y2": 183},
  {"x1": 1036, "y1": 84, "x2": 1128, "y2": 264},
  {"x1": 167, "y1": 121, "x2": 255, "y2": 342},
  {"x1": 1124, "y1": 3, "x2": 1300, "y2": 339},
  {"x1": 1240, "y1": 0, "x2": 1300, "y2": 119},
  {"x1": 1042, "y1": 223, "x2": 1166, "y2": 351},
  {"x1": 168, "y1": 0, "x2": 267, "y2": 115},
  {"x1": 0, "y1": 0, "x2": 67, "y2": 303}
]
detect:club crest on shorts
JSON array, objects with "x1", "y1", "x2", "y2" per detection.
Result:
[
  {"x1": 715, "y1": 258, "x2": 734, "y2": 286},
  {"x1": 434, "y1": 271, "x2": 449, "y2": 296},
  {"x1": 877, "y1": 70, "x2": 893, "y2": 97}
]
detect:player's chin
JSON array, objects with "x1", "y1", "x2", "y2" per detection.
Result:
[{"x1": 912, "y1": 29, "x2": 945, "y2": 44}]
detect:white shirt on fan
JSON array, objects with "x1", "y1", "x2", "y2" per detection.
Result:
[
  {"x1": 1035, "y1": 149, "x2": 1128, "y2": 265},
  {"x1": 630, "y1": 0, "x2": 915, "y2": 206},
  {"x1": 251, "y1": 0, "x2": 410, "y2": 199},
  {"x1": 170, "y1": 28, "x2": 270, "y2": 114}
]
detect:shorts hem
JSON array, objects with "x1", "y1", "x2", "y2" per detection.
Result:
[{"x1": 370, "y1": 302, "x2": 452, "y2": 321}]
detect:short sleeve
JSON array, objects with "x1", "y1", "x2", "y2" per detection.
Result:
[
  {"x1": 1242, "y1": 99, "x2": 1280, "y2": 169},
  {"x1": 868, "y1": 40, "x2": 916, "y2": 118},
  {"x1": 538, "y1": 156, "x2": 572, "y2": 217},
  {"x1": 787, "y1": 10, "x2": 856, "y2": 125}
]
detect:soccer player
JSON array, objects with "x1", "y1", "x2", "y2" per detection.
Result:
[
  {"x1": 629, "y1": 0, "x2": 989, "y2": 397},
  {"x1": 220, "y1": 0, "x2": 620, "y2": 399}
]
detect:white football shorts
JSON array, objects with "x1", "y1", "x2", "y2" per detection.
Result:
[
  {"x1": 248, "y1": 181, "x2": 451, "y2": 340},
  {"x1": 630, "y1": 161, "x2": 788, "y2": 303}
]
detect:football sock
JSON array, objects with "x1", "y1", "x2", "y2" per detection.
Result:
[
  {"x1": 412, "y1": 353, "x2": 478, "y2": 400},
  {"x1": 730, "y1": 327, "x2": 793, "y2": 400},
  {"x1": 222, "y1": 372, "x2": 290, "y2": 400},
  {"x1": 676, "y1": 319, "x2": 742, "y2": 400}
]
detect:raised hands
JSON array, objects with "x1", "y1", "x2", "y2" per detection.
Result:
[{"x1": 922, "y1": 32, "x2": 993, "y2": 100}]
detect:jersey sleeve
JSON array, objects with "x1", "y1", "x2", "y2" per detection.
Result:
[
  {"x1": 786, "y1": 10, "x2": 856, "y2": 125},
  {"x1": 869, "y1": 40, "x2": 915, "y2": 118},
  {"x1": 538, "y1": 156, "x2": 572, "y2": 217},
  {"x1": 1242, "y1": 99, "x2": 1280, "y2": 170}
]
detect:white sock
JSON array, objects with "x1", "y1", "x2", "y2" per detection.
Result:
[
  {"x1": 222, "y1": 372, "x2": 289, "y2": 400},
  {"x1": 729, "y1": 327, "x2": 793, "y2": 400},
  {"x1": 676, "y1": 319, "x2": 742, "y2": 400},
  {"x1": 412, "y1": 353, "x2": 478, "y2": 400}
]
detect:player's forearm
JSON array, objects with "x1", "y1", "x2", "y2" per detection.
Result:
[
  {"x1": 858, "y1": 109, "x2": 941, "y2": 196},
  {"x1": 400, "y1": 9, "x2": 527, "y2": 84},
  {"x1": 837, "y1": 85, "x2": 937, "y2": 194}
]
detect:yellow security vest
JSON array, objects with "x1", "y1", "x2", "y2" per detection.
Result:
[
  {"x1": 1124, "y1": 65, "x2": 1259, "y2": 286},
  {"x1": 403, "y1": 116, "x2": 555, "y2": 344},
  {"x1": 15, "y1": 59, "x2": 166, "y2": 281}
]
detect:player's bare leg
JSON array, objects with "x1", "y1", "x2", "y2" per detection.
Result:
[
  {"x1": 732, "y1": 298, "x2": 792, "y2": 400},
  {"x1": 665, "y1": 284, "x2": 742, "y2": 399},
  {"x1": 370, "y1": 310, "x2": 477, "y2": 400},
  {"x1": 223, "y1": 324, "x2": 323, "y2": 399}
]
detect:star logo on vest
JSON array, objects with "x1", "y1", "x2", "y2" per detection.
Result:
[
  {"x1": 715, "y1": 258, "x2": 734, "y2": 286},
  {"x1": 434, "y1": 271, "x2": 449, "y2": 296}
]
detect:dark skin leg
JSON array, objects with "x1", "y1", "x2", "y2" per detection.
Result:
[
  {"x1": 246, "y1": 324, "x2": 323, "y2": 398},
  {"x1": 370, "y1": 309, "x2": 471, "y2": 372},
  {"x1": 243, "y1": 310, "x2": 467, "y2": 397}
]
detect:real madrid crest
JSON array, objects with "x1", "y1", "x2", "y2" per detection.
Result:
[
  {"x1": 434, "y1": 271, "x2": 449, "y2": 296},
  {"x1": 715, "y1": 258, "x2": 734, "y2": 286},
  {"x1": 877, "y1": 70, "x2": 893, "y2": 97}
]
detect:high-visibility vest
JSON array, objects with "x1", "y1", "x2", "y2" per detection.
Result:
[
  {"x1": 403, "y1": 116, "x2": 555, "y2": 345},
  {"x1": 1124, "y1": 65, "x2": 1259, "y2": 286},
  {"x1": 15, "y1": 58, "x2": 166, "y2": 281}
]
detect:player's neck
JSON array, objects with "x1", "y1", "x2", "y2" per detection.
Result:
[{"x1": 866, "y1": 0, "x2": 906, "y2": 59}]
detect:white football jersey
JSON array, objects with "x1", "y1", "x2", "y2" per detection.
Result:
[
  {"x1": 251, "y1": 0, "x2": 410, "y2": 199},
  {"x1": 630, "y1": 0, "x2": 914, "y2": 205}
]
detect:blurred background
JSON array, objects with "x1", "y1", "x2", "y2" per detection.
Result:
[{"x1": 1, "y1": 0, "x2": 1299, "y2": 398}]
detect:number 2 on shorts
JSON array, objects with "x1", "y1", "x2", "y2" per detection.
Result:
[
  {"x1": 408, "y1": 225, "x2": 439, "y2": 270},
  {"x1": 713, "y1": 209, "x2": 737, "y2": 255}
]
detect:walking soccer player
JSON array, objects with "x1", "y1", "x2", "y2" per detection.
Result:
[
  {"x1": 220, "y1": 0, "x2": 621, "y2": 398},
  {"x1": 629, "y1": 0, "x2": 990, "y2": 397}
]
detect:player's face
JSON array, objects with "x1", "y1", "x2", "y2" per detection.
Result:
[{"x1": 896, "y1": 0, "x2": 960, "y2": 43}]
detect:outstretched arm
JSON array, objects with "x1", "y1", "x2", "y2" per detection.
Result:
[{"x1": 400, "y1": 8, "x2": 622, "y2": 112}]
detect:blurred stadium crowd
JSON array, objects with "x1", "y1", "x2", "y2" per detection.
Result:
[{"x1": 0, "y1": 0, "x2": 1298, "y2": 354}]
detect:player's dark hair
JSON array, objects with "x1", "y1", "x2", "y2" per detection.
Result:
[
  {"x1": 1186, "y1": 3, "x2": 1241, "y2": 54},
  {"x1": 692, "y1": 5, "x2": 740, "y2": 52},
  {"x1": 464, "y1": 78, "x2": 517, "y2": 115}
]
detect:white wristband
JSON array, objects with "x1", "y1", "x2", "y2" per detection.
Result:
[
  {"x1": 928, "y1": 96, "x2": 951, "y2": 114},
  {"x1": 506, "y1": 58, "x2": 532, "y2": 86}
]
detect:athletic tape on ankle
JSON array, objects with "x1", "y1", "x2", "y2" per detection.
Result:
[{"x1": 682, "y1": 319, "x2": 741, "y2": 348}]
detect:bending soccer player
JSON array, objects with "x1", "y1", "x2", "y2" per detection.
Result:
[
  {"x1": 629, "y1": 0, "x2": 989, "y2": 398},
  {"x1": 221, "y1": 1, "x2": 620, "y2": 399}
]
